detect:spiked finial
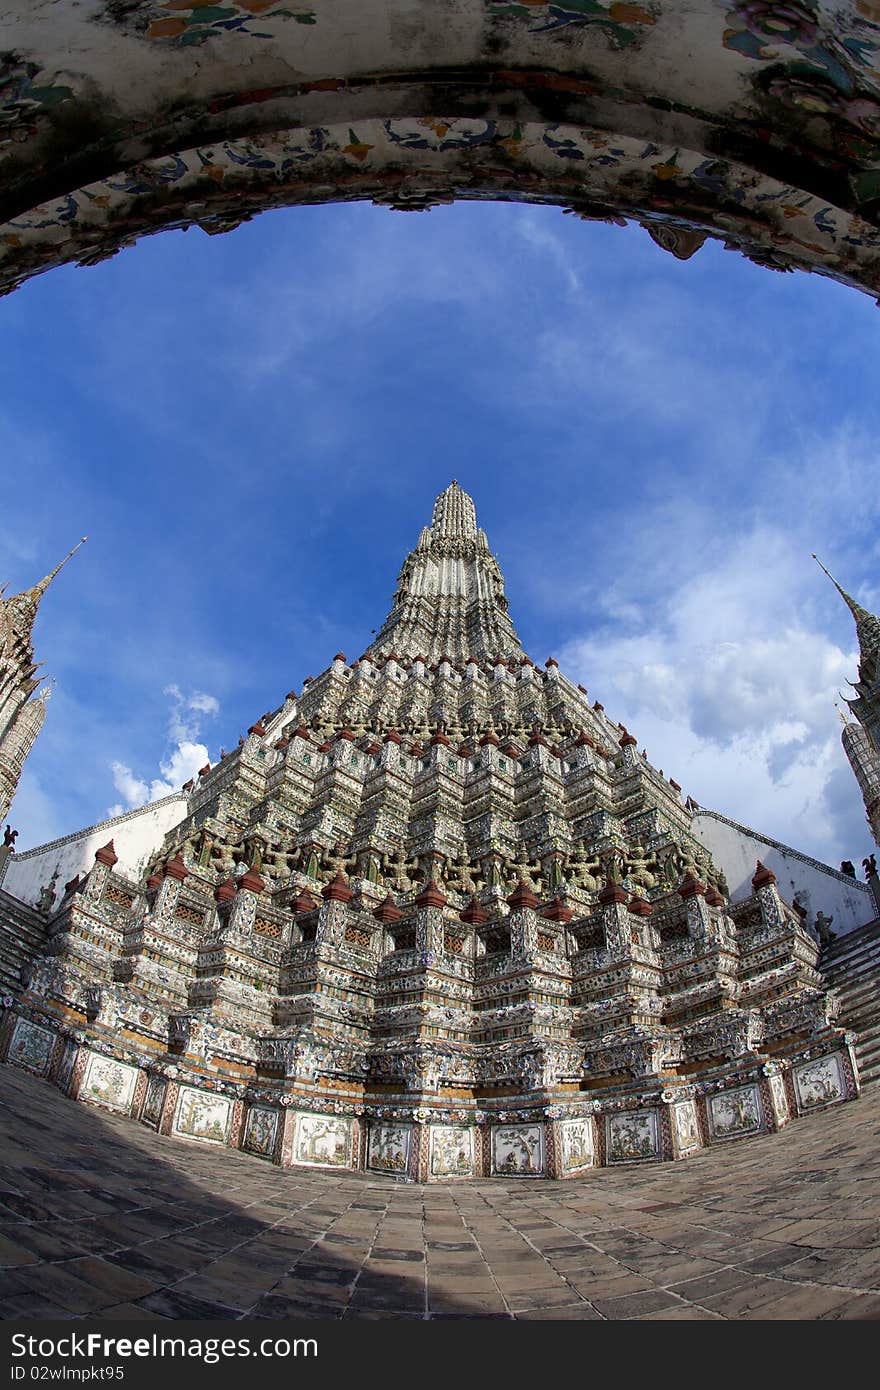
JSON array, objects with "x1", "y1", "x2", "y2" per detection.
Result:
[
  {"x1": 365, "y1": 483, "x2": 524, "y2": 663},
  {"x1": 813, "y1": 554, "x2": 880, "y2": 663},
  {"x1": 40, "y1": 537, "x2": 88, "y2": 591},
  {"x1": 3, "y1": 538, "x2": 88, "y2": 647},
  {"x1": 430, "y1": 480, "x2": 478, "y2": 541}
]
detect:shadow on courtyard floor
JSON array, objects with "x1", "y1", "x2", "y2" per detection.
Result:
[{"x1": 1, "y1": 1063, "x2": 880, "y2": 1320}]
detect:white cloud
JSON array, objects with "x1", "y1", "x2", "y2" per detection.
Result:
[
  {"x1": 187, "y1": 692, "x2": 220, "y2": 716},
  {"x1": 558, "y1": 521, "x2": 873, "y2": 866},
  {"x1": 515, "y1": 211, "x2": 583, "y2": 296},
  {"x1": 110, "y1": 761, "x2": 149, "y2": 810},
  {"x1": 157, "y1": 740, "x2": 210, "y2": 793},
  {"x1": 163, "y1": 684, "x2": 220, "y2": 744},
  {"x1": 106, "y1": 688, "x2": 219, "y2": 815}
]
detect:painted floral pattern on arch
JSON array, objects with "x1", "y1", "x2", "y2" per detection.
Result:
[
  {"x1": 720, "y1": 1, "x2": 880, "y2": 192},
  {"x1": 385, "y1": 118, "x2": 498, "y2": 153},
  {"x1": 128, "y1": 1, "x2": 316, "y2": 44},
  {"x1": 721, "y1": 0, "x2": 880, "y2": 94},
  {"x1": 486, "y1": 0, "x2": 656, "y2": 43},
  {"x1": 0, "y1": 57, "x2": 73, "y2": 150}
]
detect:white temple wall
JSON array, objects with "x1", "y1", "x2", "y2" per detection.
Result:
[
  {"x1": 692, "y1": 810, "x2": 874, "y2": 936},
  {"x1": 0, "y1": 794, "x2": 188, "y2": 910}
]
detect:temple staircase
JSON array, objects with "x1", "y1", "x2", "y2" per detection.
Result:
[
  {"x1": 821, "y1": 918, "x2": 880, "y2": 1085},
  {"x1": 0, "y1": 889, "x2": 47, "y2": 994}
]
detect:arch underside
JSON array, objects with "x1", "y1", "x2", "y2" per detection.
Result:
[{"x1": 3, "y1": 2, "x2": 880, "y2": 297}]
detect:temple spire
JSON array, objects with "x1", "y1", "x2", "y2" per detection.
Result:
[
  {"x1": 0, "y1": 541, "x2": 84, "y2": 825},
  {"x1": 813, "y1": 554, "x2": 880, "y2": 663},
  {"x1": 4, "y1": 537, "x2": 87, "y2": 648},
  {"x1": 366, "y1": 483, "x2": 523, "y2": 662},
  {"x1": 430, "y1": 480, "x2": 479, "y2": 541}
]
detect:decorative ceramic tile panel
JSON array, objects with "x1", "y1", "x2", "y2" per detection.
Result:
[
  {"x1": 707, "y1": 1084, "x2": 763, "y2": 1141},
  {"x1": 606, "y1": 1110, "x2": 661, "y2": 1162},
  {"x1": 55, "y1": 1042, "x2": 78, "y2": 1095},
  {"x1": 558, "y1": 1117, "x2": 593, "y2": 1173},
  {"x1": 8, "y1": 1019, "x2": 53, "y2": 1075},
  {"x1": 769, "y1": 1073, "x2": 789, "y2": 1124},
  {"x1": 368, "y1": 1122, "x2": 412, "y2": 1174},
  {"x1": 141, "y1": 1075, "x2": 166, "y2": 1127},
  {"x1": 80, "y1": 1052, "x2": 137, "y2": 1113},
  {"x1": 672, "y1": 1100, "x2": 700, "y2": 1152},
  {"x1": 792, "y1": 1053, "x2": 847, "y2": 1113},
  {"x1": 242, "y1": 1105, "x2": 279, "y2": 1158},
  {"x1": 293, "y1": 1113, "x2": 352, "y2": 1168},
  {"x1": 491, "y1": 1124, "x2": 545, "y2": 1176},
  {"x1": 429, "y1": 1125, "x2": 475, "y2": 1178},
  {"x1": 172, "y1": 1086, "x2": 232, "y2": 1144}
]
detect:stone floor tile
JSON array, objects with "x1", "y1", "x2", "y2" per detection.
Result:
[
  {"x1": 429, "y1": 1294, "x2": 508, "y2": 1315},
  {"x1": 429, "y1": 1313, "x2": 512, "y2": 1321},
  {"x1": 641, "y1": 1306, "x2": 725, "y2": 1320},
  {"x1": 344, "y1": 1290, "x2": 425, "y2": 1313},
  {"x1": 426, "y1": 1277, "x2": 500, "y2": 1295},
  {"x1": 738, "y1": 1245, "x2": 812, "y2": 1274},
  {"x1": 0, "y1": 1236, "x2": 40, "y2": 1267},
  {"x1": 505, "y1": 1287, "x2": 590, "y2": 1311},
  {"x1": 134, "y1": 1289, "x2": 241, "y2": 1319},
  {"x1": 0, "y1": 1226, "x2": 91, "y2": 1261},
  {"x1": 832, "y1": 1294, "x2": 880, "y2": 1319},
  {"x1": 0, "y1": 1292, "x2": 77, "y2": 1318},
  {"x1": 369, "y1": 1247, "x2": 424, "y2": 1262},
  {"x1": 272, "y1": 1277, "x2": 352, "y2": 1306},
  {"x1": 492, "y1": 1271, "x2": 567, "y2": 1291},
  {"x1": 2, "y1": 1064, "x2": 880, "y2": 1323},
  {"x1": 738, "y1": 1284, "x2": 857, "y2": 1320},
  {"x1": 513, "y1": 1304, "x2": 602, "y2": 1320},
  {"x1": 251, "y1": 1294, "x2": 344, "y2": 1319},
  {"x1": 169, "y1": 1275, "x2": 268, "y2": 1312},
  {"x1": 805, "y1": 1222, "x2": 880, "y2": 1251},
  {"x1": 98, "y1": 1303, "x2": 173, "y2": 1319},
  {"x1": 751, "y1": 1218, "x2": 834, "y2": 1243},
  {"x1": 16, "y1": 1262, "x2": 152, "y2": 1315},
  {"x1": 342, "y1": 1307, "x2": 425, "y2": 1319},
  {"x1": 589, "y1": 1289, "x2": 684, "y2": 1319},
  {"x1": 667, "y1": 1267, "x2": 755, "y2": 1302},
  {"x1": 565, "y1": 1273, "x2": 654, "y2": 1297},
  {"x1": 636, "y1": 1256, "x2": 727, "y2": 1286},
  {"x1": 699, "y1": 1277, "x2": 799, "y2": 1318},
  {"x1": 56, "y1": 1255, "x2": 160, "y2": 1303}
]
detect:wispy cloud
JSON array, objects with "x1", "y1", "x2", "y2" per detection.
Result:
[
  {"x1": 515, "y1": 210, "x2": 583, "y2": 297},
  {"x1": 106, "y1": 686, "x2": 219, "y2": 816},
  {"x1": 559, "y1": 518, "x2": 871, "y2": 865}
]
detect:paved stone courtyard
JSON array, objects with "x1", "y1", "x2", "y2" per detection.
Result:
[{"x1": 1, "y1": 1065, "x2": 879, "y2": 1321}]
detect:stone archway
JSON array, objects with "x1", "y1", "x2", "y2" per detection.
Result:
[{"x1": 2, "y1": 2, "x2": 880, "y2": 299}]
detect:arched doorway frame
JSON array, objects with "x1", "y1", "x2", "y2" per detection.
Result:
[{"x1": 2, "y1": 1, "x2": 880, "y2": 300}]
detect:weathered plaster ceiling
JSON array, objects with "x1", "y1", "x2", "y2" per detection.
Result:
[{"x1": 2, "y1": 2, "x2": 880, "y2": 297}]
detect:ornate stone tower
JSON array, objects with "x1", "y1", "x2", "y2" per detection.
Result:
[
  {"x1": 816, "y1": 558, "x2": 880, "y2": 848},
  {"x1": 0, "y1": 495, "x2": 857, "y2": 1178},
  {"x1": 368, "y1": 480, "x2": 522, "y2": 663},
  {"x1": 0, "y1": 540, "x2": 85, "y2": 825}
]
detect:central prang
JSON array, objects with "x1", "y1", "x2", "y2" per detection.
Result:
[{"x1": 0, "y1": 485, "x2": 858, "y2": 1179}]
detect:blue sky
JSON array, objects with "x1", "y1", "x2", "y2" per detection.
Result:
[{"x1": 1, "y1": 199, "x2": 878, "y2": 869}]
